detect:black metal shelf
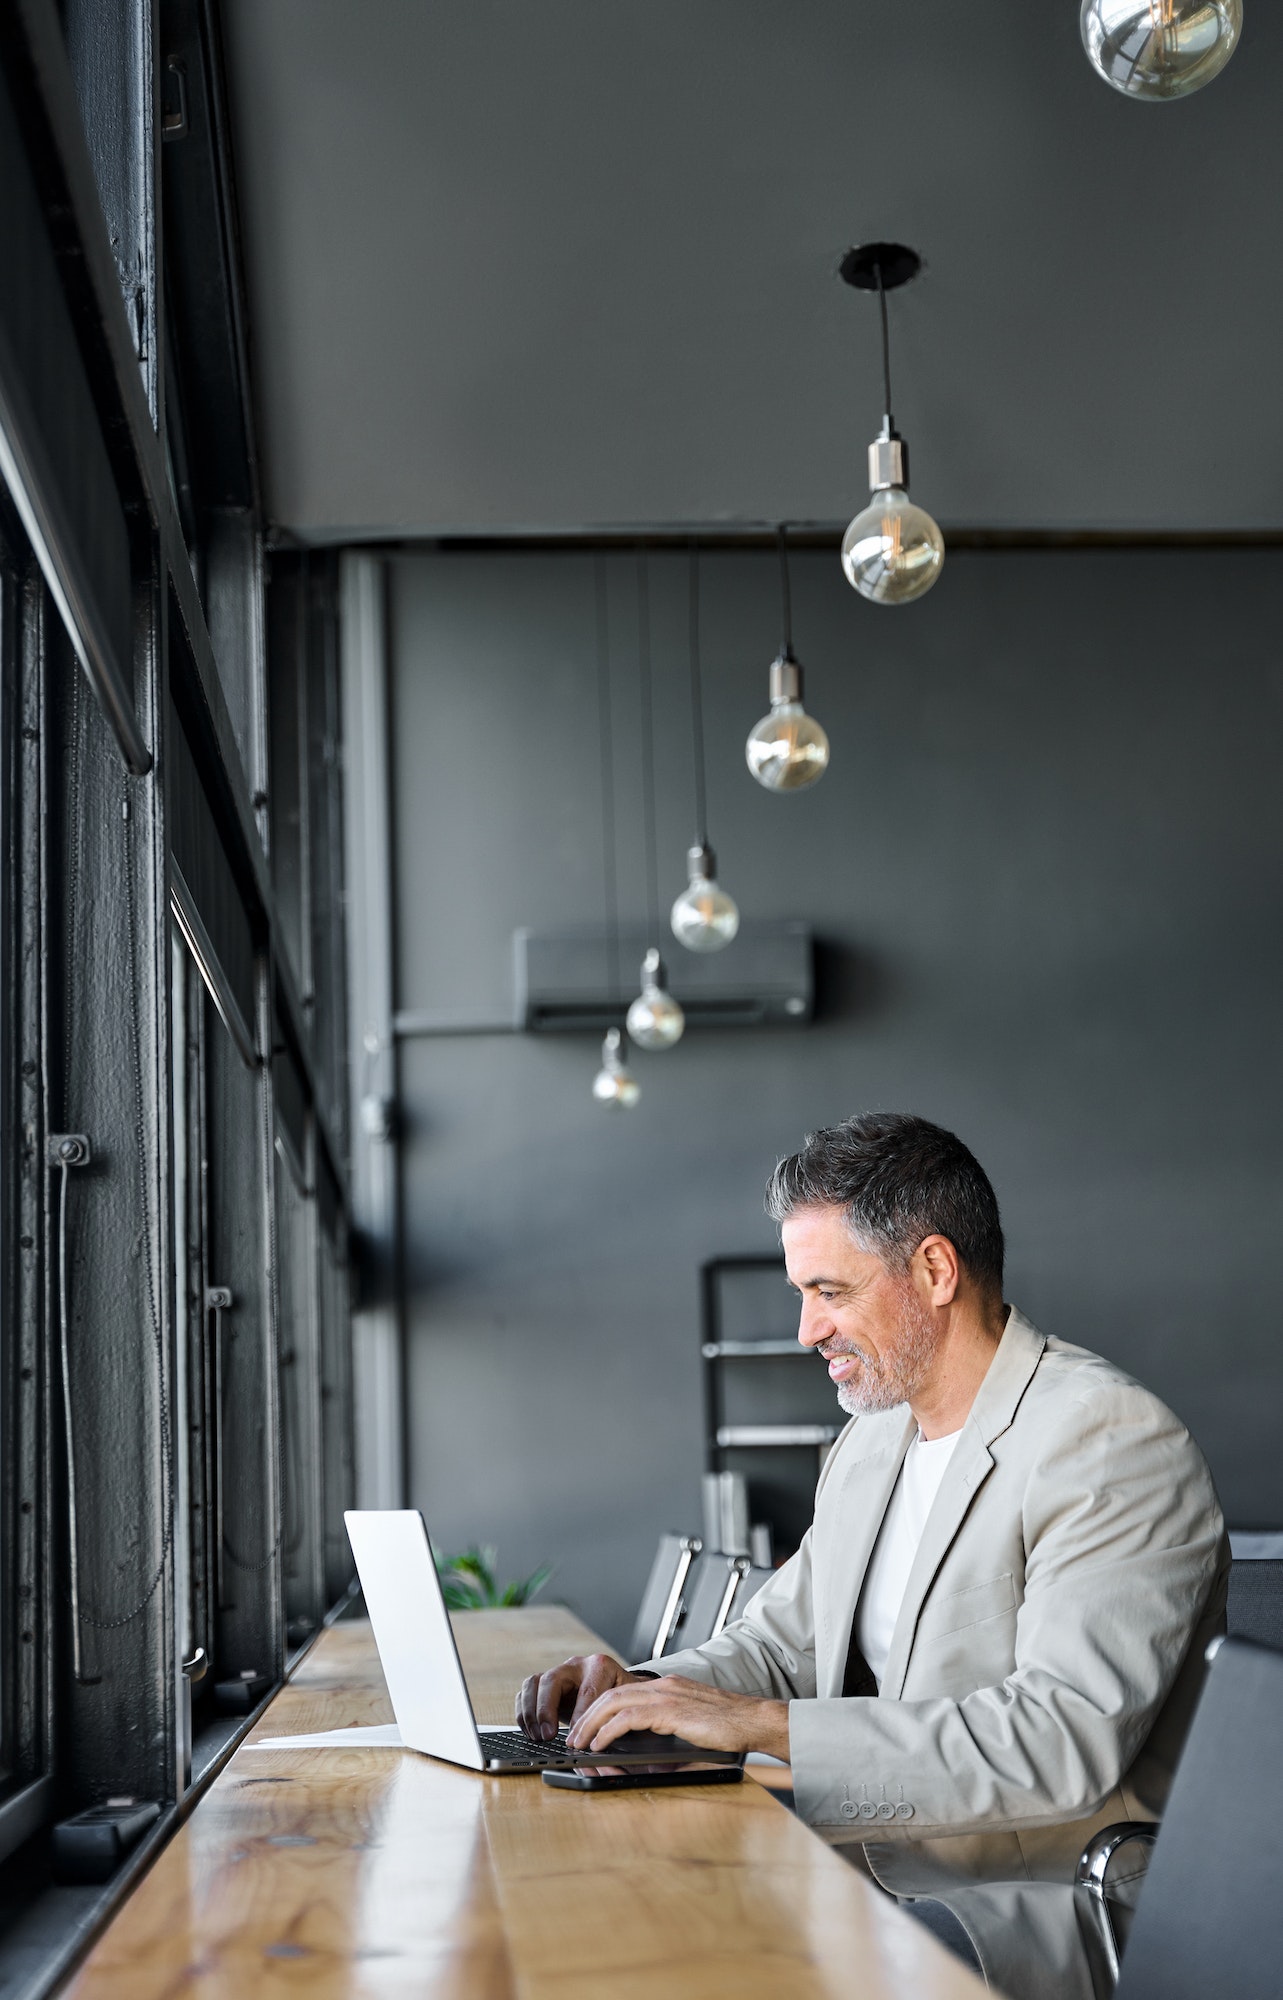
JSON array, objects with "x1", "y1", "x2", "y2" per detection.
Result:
[{"x1": 701, "y1": 1256, "x2": 837, "y2": 1557}]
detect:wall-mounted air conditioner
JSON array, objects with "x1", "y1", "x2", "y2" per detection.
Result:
[{"x1": 514, "y1": 923, "x2": 813, "y2": 1033}]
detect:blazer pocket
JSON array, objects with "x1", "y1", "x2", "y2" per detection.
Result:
[{"x1": 919, "y1": 1571, "x2": 1017, "y2": 1641}]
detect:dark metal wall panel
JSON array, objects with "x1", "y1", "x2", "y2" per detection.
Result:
[
  {"x1": 202, "y1": 508, "x2": 265, "y2": 813},
  {"x1": 305, "y1": 558, "x2": 348, "y2": 1151},
  {"x1": 168, "y1": 703, "x2": 256, "y2": 1054},
  {"x1": 275, "y1": 1164, "x2": 322, "y2": 1643},
  {"x1": 267, "y1": 565, "x2": 306, "y2": 990},
  {"x1": 1, "y1": 545, "x2": 49, "y2": 1813},
  {"x1": 0, "y1": 61, "x2": 142, "y2": 774},
  {"x1": 49, "y1": 616, "x2": 173, "y2": 1798},
  {"x1": 204, "y1": 1000, "x2": 280, "y2": 1684},
  {"x1": 62, "y1": 0, "x2": 158, "y2": 422},
  {"x1": 318, "y1": 1218, "x2": 354, "y2": 1605},
  {"x1": 158, "y1": 0, "x2": 257, "y2": 513}
]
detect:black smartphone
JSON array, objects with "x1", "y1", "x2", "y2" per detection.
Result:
[{"x1": 542, "y1": 1764, "x2": 744, "y2": 1792}]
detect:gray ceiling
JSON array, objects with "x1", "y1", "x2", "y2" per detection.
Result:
[{"x1": 220, "y1": 1, "x2": 1283, "y2": 540}]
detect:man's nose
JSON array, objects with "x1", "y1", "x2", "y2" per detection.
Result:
[{"x1": 797, "y1": 1298, "x2": 832, "y2": 1349}]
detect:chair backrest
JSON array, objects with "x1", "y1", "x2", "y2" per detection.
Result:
[
  {"x1": 627, "y1": 1533, "x2": 701, "y2": 1664},
  {"x1": 1226, "y1": 1558, "x2": 1283, "y2": 1651},
  {"x1": 668, "y1": 1553, "x2": 774, "y2": 1653},
  {"x1": 1116, "y1": 1636, "x2": 1283, "y2": 2000}
]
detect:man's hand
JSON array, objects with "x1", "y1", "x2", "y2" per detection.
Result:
[
  {"x1": 566, "y1": 1674, "x2": 791, "y2": 1763},
  {"x1": 516, "y1": 1653, "x2": 642, "y2": 1741}
]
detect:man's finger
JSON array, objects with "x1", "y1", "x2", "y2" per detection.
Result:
[
  {"x1": 585, "y1": 1690, "x2": 665, "y2": 1752},
  {"x1": 567, "y1": 1659, "x2": 626, "y2": 1726},
  {"x1": 533, "y1": 1662, "x2": 579, "y2": 1741},
  {"x1": 567, "y1": 1681, "x2": 653, "y2": 1749},
  {"x1": 515, "y1": 1673, "x2": 538, "y2": 1735}
]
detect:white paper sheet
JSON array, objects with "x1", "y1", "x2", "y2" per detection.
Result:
[{"x1": 247, "y1": 1723, "x2": 405, "y2": 1750}]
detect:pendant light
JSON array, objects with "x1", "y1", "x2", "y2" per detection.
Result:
[
  {"x1": 627, "y1": 553, "x2": 686, "y2": 1050},
  {"x1": 745, "y1": 526, "x2": 830, "y2": 793},
  {"x1": 671, "y1": 546, "x2": 740, "y2": 953},
  {"x1": 839, "y1": 243, "x2": 944, "y2": 607},
  {"x1": 592, "y1": 1026, "x2": 640, "y2": 1108},
  {"x1": 1081, "y1": 0, "x2": 1241, "y2": 99},
  {"x1": 591, "y1": 555, "x2": 640, "y2": 1109}
]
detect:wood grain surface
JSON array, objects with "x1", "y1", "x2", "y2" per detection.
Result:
[{"x1": 64, "y1": 1609, "x2": 986, "y2": 1999}]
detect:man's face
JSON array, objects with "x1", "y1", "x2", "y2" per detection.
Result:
[{"x1": 782, "y1": 1204, "x2": 943, "y2": 1416}]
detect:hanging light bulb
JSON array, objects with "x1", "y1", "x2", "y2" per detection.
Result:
[
  {"x1": 746, "y1": 650, "x2": 830, "y2": 791},
  {"x1": 746, "y1": 526, "x2": 829, "y2": 792},
  {"x1": 592, "y1": 1027, "x2": 640, "y2": 1109},
  {"x1": 671, "y1": 843, "x2": 739, "y2": 953},
  {"x1": 1081, "y1": 0, "x2": 1242, "y2": 99},
  {"x1": 626, "y1": 948, "x2": 685, "y2": 1050},
  {"x1": 672, "y1": 548, "x2": 740, "y2": 952},
  {"x1": 838, "y1": 243, "x2": 944, "y2": 607}
]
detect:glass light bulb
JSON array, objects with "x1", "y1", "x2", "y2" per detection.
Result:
[
  {"x1": 592, "y1": 1027, "x2": 640, "y2": 1109},
  {"x1": 746, "y1": 700, "x2": 830, "y2": 793},
  {"x1": 626, "y1": 949, "x2": 685, "y2": 1050},
  {"x1": 1081, "y1": 0, "x2": 1241, "y2": 99},
  {"x1": 841, "y1": 488, "x2": 944, "y2": 605},
  {"x1": 670, "y1": 844, "x2": 739, "y2": 953}
]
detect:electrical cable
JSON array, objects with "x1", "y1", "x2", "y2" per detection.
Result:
[
  {"x1": 595, "y1": 553, "x2": 622, "y2": 1007},
  {"x1": 687, "y1": 543, "x2": 709, "y2": 847},
  {"x1": 777, "y1": 524, "x2": 793, "y2": 656},
  {"x1": 636, "y1": 549, "x2": 660, "y2": 942},
  {"x1": 876, "y1": 260, "x2": 894, "y2": 425}
]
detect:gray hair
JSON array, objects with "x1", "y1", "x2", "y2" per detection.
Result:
[{"x1": 766, "y1": 1111, "x2": 1004, "y2": 1293}]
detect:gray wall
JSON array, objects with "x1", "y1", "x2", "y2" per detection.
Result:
[{"x1": 387, "y1": 546, "x2": 1283, "y2": 1648}]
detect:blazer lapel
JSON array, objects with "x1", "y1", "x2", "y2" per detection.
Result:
[
  {"x1": 878, "y1": 1309, "x2": 1048, "y2": 1700},
  {"x1": 819, "y1": 1411, "x2": 915, "y2": 1697}
]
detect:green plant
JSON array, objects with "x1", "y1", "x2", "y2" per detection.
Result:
[{"x1": 435, "y1": 1544, "x2": 553, "y2": 1611}]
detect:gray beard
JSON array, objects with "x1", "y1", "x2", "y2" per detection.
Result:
[{"x1": 831, "y1": 1286, "x2": 943, "y2": 1416}]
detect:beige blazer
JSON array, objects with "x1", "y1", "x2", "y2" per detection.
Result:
[{"x1": 646, "y1": 1309, "x2": 1227, "y2": 1906}]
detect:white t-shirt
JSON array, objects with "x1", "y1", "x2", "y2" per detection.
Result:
[{"x1": 855, "y1": 1427, "x2": 963, "y2": 1686}]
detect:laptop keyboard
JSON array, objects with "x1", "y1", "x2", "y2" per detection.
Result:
[{"x1": 483, "y1": 1728, "x2": 573, "y2": 1766}]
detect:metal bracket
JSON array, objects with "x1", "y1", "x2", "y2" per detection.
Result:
[
  {"x1": 205, "y1": 1286, "x2": 232, "y2": 1312},
  {"x1": 46, "y1": 1133, "x2": 91, "y2": 1168},
  {"x1": 162, "y1": 57, "x2": 190, "y2": 141}
]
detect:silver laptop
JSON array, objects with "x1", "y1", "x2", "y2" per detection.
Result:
[{"x1": 344, "y1": 1509, "x2": 740, "y2": 1773}]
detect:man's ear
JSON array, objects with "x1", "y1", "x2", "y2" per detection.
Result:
[{"x1": 915, "y1": 1234, "x2": 961, "y2": 1306}]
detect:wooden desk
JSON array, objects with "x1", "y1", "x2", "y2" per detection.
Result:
[{"x1": 65, "y1": 1609, "x2": 985, "y2": 1998}]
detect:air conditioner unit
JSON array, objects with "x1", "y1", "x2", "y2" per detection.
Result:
[{"x1": 514, "y1": 923, "x2": 813, "y2": 1033}]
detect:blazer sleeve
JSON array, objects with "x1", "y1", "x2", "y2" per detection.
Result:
[
  {"x1": 790, "y1": 1380, "x2": 1225, "y2": 1837},
  {"x1": 632, "y1": 1527, "x2": 819, "y2": 1699}
]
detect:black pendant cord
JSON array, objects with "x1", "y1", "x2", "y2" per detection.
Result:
[
  {"x1": 595, "y1": 554, "x2": 622, "y2": 1010},
  {"x1": 687, "y1": 542, "x2": 709, "y2": 848},
  {"x1": 636, "y1": 549, "x2": 661, "y2": 942},
  {"x1": 777, "y1": 523, "x2": 794, "y2": 658},
  {"x1": 876, "y1": 260, "x2": 894, "y2": 428}
]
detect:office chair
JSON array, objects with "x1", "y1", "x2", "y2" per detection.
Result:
[
  {"x1": 1076, "y1": 1635, "x2": 1283, "y2": 1998},
  {"x1": 1226, "y1": 1556, "x2": 1283, "y2": 1650},
  {"x1": 668, "y1": 1552, "x2": 774, "y2": 1652},
  {"x1": 627, "y1": 1533, "x2": 701, "y2": 1663}
]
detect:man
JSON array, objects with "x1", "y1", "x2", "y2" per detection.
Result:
[{"x1": 518, "y1": 1114, "x2": 1227, "y2": 1999}]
